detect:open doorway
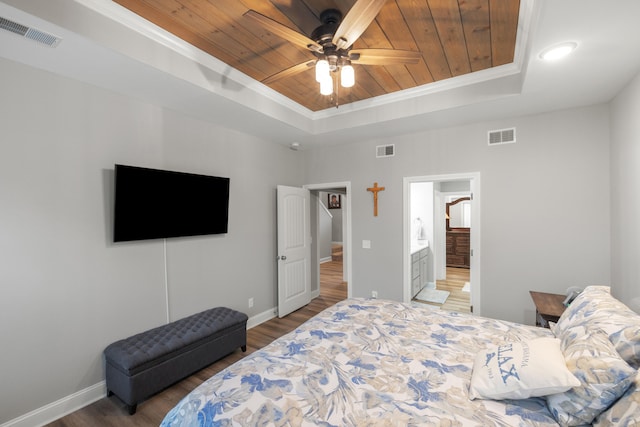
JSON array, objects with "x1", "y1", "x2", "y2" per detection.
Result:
[
  {"x1": 304, "y1": 182, "x2": 352, "y2": 305},
  {"x1": 403, "y1": 173, "x2": 481, "y2": 315}
]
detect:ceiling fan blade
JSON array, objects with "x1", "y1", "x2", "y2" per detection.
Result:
[
  {"x1": 332, "y1": 0, "x2": 387, "y2": 50},
  {"x1": 262, "y1": 60, "x2": 316, "y2": 85},
  {"x1": 349, "y1": 49, "x2": 422, "y2": 65},
  {"x1": 244, "y1": 10, "x2": 323, "y2": 53}
]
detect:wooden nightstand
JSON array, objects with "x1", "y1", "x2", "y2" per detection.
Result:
[{"x1": 529, "y1": 291, "x2": 566, "y2": 328}]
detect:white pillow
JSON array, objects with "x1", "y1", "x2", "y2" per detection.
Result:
[{"x1": 468, "y1": 337, "x2": 580, "y2": 400}]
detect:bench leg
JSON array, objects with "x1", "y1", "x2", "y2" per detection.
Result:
[
  {"x1": 241, "y1": 345, "x2": 247, "y2": 352},
  {"x1": 127, "y1": 404, "x2": 137, "y2": 415},
  {"x1": 107, "y1": 390, "x2": 114, "y2": 397}
]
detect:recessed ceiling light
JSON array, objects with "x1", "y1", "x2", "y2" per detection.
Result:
[{"x1": 540, "y1": 42, "x2": 577, "y2": 61}]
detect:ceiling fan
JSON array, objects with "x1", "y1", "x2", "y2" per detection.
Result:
[{"x1": 244, "y1": 0, "x2": 422, "y2": 97}]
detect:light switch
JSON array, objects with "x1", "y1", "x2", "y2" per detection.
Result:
[{"x1": 362, "y1": 240, "x2": 371, "y2": 249}]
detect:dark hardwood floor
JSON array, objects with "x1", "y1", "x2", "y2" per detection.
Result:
[{"x1": 46, "y1": 260, "x2": 347, "y2": 426}]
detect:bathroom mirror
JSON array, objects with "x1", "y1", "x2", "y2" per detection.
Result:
[{"x1": 446, "y1": 197, "x2": 471, "y2": 229}]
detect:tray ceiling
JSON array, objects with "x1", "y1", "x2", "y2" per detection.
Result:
[{"x1": 113, "y1": 0, "x2": 520, "y2": 112}]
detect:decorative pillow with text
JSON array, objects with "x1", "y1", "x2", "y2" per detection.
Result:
[{"x1": 468, "y1": 337, "x2": 579, "y2": 400}]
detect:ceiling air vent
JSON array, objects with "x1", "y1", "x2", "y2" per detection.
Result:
[
  {"x1": 376, "y1": 144, "x2": 395, "y2": 158},
  {"x1": 488, "y1": 128, "x2": 516, "y2": 146},
  {"x1": 0, "y1": 16, "x2": 62, "y2": 48}
]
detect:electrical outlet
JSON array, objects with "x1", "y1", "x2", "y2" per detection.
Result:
[
  {"x1": 371, "y1": 291, "x2": 378, "y2": 299},
  {"x1": 248, "y1": 298, "x2": 254, "y2": 308}
]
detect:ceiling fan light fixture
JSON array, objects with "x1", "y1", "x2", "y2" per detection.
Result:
[
  {"x1": 315, "y1": 59, "x2": 329, "y2": 82},
  {"x1": 341, "y1": 64, "x2": 354, "y2": 88},
  {"x1": 244, "y1": 2, "x2": 425, "y2": 107},
  {"x1": 325, "y1": 52, "x2": 339, "y2": 71},
  {"x1": 319, "y1": 75, "x2": 333, "y2": 95}
]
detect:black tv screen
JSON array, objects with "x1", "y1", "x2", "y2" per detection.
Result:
[{"x1": 113, "y1": 164, "x2": 230, "y2": 242}]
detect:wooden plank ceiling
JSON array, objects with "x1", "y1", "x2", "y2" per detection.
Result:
[{"x1": 113, "y1": 0, "x2": 520, "y2": 112}]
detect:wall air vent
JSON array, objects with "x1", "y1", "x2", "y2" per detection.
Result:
[
  {"x1": 0, "y1": 16, "x2": 62, "y2": 48},
  {"x1": 488, "y1": 127, "x2": 516, "y2": 146},
  {"x1": 376, "y1": 144, "x2": 395, "y2": 158}
]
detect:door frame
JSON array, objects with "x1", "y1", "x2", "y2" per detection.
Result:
[
  {"x1": 403, "y1": 172, "x2": 481, "y2": 315},
  {"x1": 304, "y1": 182, "x2": 352, "y2": 299}
]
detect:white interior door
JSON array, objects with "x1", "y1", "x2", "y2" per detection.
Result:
[{"x1": 277, "y1": 185, "x2": 311, "y2": 317}]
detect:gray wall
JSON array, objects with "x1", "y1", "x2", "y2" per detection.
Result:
[
  {"x1": 303, "y1": 105, "x2": 612, "y2": 324},
  {"x1": 317, "y1": 192, "x2": 332, "y2": 260},
  {"x1": 0, "y1": 58, "x2": 303, "y2": 423},
  {"x1": 320, "y1": 191, "x2": 344, "y2": 242},
  {"x1": 331, "y1": 207, "x2": 343, "y2": 242},
  {"x1": 610, "y1": 71, "x2": 640, "y2": 312}
]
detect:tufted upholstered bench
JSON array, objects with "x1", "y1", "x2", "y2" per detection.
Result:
[{"x1": 104, "y1": 306, "x2": 247, "y2": 414}]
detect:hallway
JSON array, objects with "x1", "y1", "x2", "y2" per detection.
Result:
[{"x1": 319, "y1": 259, "x2": 347, "y2": 305}]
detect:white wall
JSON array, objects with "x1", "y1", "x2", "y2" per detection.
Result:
[
  {"x1": 0, "y1": 58, "x2": 302, "y2": 424},
  {"x1": 610, "y1": 70, "x2": 640, "y2": 312},
  {"x1": 303, "y1": 105, "x2": 611, "y2": 324},
  {"x1": 410, "y1": 182, "x2": 434, "y2": 283}
]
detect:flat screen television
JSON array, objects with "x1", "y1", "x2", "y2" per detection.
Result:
[{"x1": 113, "y1": 164, "x2": 230, "y2": 242}]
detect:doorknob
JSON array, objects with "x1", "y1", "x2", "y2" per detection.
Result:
[{"x1": 278, "y1": 255, "x2": 287, "y2": 261}]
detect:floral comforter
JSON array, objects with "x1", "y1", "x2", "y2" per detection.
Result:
[{"x1": 160, "y1": 298, "x2": 560, "y2": 426}]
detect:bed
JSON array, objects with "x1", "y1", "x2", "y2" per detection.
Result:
[{"x1": 160, "y1": 286, "x2": 640, "y2": 426}]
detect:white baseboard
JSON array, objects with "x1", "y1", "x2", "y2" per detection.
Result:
[
  {"x1": 1, "y1": 381, "x2": 106, "y2": 427},
  {"x1": 4, "y1": 308, "x2": 279, "y2": 427},
  {"x1": 246, "y1": 306, "x2": 277, "y2": 329}
]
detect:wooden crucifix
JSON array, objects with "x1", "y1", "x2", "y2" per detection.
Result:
[{"x1": 367, "y1": 182, "x2": 385, "y2": 217}]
